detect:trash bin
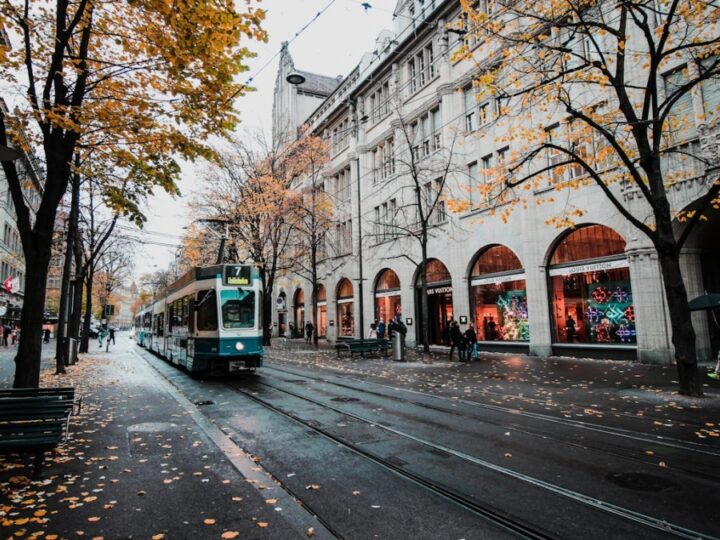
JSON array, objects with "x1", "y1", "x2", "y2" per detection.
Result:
[
  {"x1": 67, "y1": 338, "x2": 78, "y2": 365},
  {"x1": 392, "y1": 332, "x2": 405, "y2": 362}
]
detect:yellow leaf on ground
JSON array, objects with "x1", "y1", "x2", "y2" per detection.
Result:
[
  {"x1": 203, "y1": 518, "x2": 216, "y2": 525},
  {"x1": 265, "y1": 499, "x2": 277, "y2": 505},
  {"x1": 151, "y1": 535, "x2": 165, "y2": 540},
  {"x1": 221, "y1": 532, "x2": 240, "y2": 539},
  {"x1": 88, "y1": 517, "x2": 100, "y2": 522},
  {"x1": 257, "y1": 522, "x2": 269, "y2": 528}
]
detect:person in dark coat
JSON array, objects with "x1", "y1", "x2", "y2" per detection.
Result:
[
  {"x1": 464, "y1": 324, "x2": 478, "y2": 361},
  {"x1": 377, "y1": 320, "x2": 386, "y2": 340},
  {"x1": 449, "y1": 321, "x2": 463, "y2": 361},
  {"x1": 305, "y1": 321, "x2": 314, "y2": 344}
]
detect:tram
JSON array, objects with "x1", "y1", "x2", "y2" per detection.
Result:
[{"x1": 134, "y1": 264, "x2": 263, "y2": 374}]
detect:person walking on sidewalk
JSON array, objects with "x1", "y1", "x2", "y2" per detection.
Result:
[
  {"x1": 464, "y1": 324, "x2": 478, "y2": 361},
  {"x1": 305, "y1": 321, "x2": 314, "y2": 344},
  {"x1": 106, "y1": 328, "x2": 116, "y2": 351},
  {"x1": 2, "y1": 322, "x2": 10, "y2": 347},
  {"x1": 449, "y1": 321, "x2": 463, "y2": 361}
]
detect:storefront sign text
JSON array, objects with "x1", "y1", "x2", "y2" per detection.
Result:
[{"x1": 549, "y1": 258, "x2": 628, "y2": 277}]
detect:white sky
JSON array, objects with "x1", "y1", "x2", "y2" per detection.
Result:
[{"x1": 133, "y1": 0, "x2": 395, "y2": 280}]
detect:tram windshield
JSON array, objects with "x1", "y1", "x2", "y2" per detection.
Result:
[{"x1": 220, "y1": 289, "x2": 255, "y2": 329}]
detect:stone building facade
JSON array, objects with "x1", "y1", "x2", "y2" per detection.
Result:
[{"x1": 270, "y1": 0, "x2": 720, "y2": 363}]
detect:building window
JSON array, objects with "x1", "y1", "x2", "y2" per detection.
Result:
[
  {"x1": 408, "y1": 43, "x2": 435, "y2": 95},
  {"x1": 468, "y1": 161, "x2": 478, "y2": 206},
  {"x1": 663, "y1": 66, "x2": 697, "y2": 141},
  {"x1": 548, "y1": 225, "x2": 635, "y2": 345},
  {"x1": 464, "y1": 87, "x2": 477, "y2": 132},
  {"x1": 470, "y1": 245, "x2": 528, "y2": 342},
  {"x1": 337, "y1": 279, "x2": 355, "y2": 337},
  {"x1": 375, "y1": 269, "x2": 402, "y2": 325}
]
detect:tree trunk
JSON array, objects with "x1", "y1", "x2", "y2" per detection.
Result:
[
  {"x1": 69, "y1": 234, "x2": 85, "y2": 342},
  {"x1": 55, "y1": 168, "x2": 81, "y2": 369},
  {"x1": 420, "y1": 237, "x2": 430, "y2": 354},
  {"x1": 13, "y1": 249, "x2": 52, "y2": 388},
  {"x1": 80, "y1": 272, "x2": 94, "y2": 353},
  {"x1": 262, "y1": 269, "x2": 274, "y2": 347},
  {"x1": 55, "y1": 229, "x2": 72, "y2": 371},
  {"x1": 657, "y1": 249, "x2": 702, "y2": 396}
]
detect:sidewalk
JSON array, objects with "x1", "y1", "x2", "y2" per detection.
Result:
[
  {"x1": 266, "y1": 337, "x2": 720, "y2": 410},
  {"x1": 0, "y1": 336, "x2": 314, "y2": 539}
]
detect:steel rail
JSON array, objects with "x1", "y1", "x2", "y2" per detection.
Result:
[{"x1": 237, "y1": 377, "x2": 718, "y2": 540}]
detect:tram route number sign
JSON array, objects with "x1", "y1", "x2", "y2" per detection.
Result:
[{"x1": 224, "y1": 265, "x2": 251, "y2": 286}]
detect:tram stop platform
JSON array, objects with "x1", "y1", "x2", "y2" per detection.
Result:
[{"x1": 0, "y1": 335, "x2": 322, "y2": 540}]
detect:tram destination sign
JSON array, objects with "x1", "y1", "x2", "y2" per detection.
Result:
[{"x1": 224, "y1": 265, "x2": 251, "y2": 286}]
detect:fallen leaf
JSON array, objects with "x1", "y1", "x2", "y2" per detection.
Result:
[
  {"x1": 231, "y1": 497, "x2": 243, "y2": 502},
  {"x1": 305, "y1": 484, "x2": 320, "y2": 491},
  {"x1": 257, "y1": 522, "x2": 269, "y2": 528},
  {"x1": 87, "y1": 517, "x2": 101, "y2": 522},
  {"x1": 352, "y1": 491, "x2": 360, "y2": 496},
  {"x1": 221, "y1": 532, "x2": 240, "y2": 539},
  {"x1": 151, "y1": 534, "x2": 165, "y2": 540},
  {"x1": 137, "y1": 491, "x2": 146, "y2": 496},
  {"x1": 203, "y1": 518, "x2": 216, "y2": 525},
  {"x1": 265, "y1": 499, "x2": 277, "y2": 505},
  {"x1": 306, "y1": 527, "x2": 315, "y2": 538}
]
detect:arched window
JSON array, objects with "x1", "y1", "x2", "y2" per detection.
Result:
[
  {"x1": 293, "y1": 289, "x2": 305, "y2": 330},
  {"x1": 374, "y1": 269, "x2": 401, "y2": 326},
  {"x1": 315, "y1": 285, "x2": 327, "y2": 338},
  {"x1": 469, "y1": 246, "x2": 528, "y2": 342},
  {"x1": 548, "y1": 225, "x2": 635, "y2": 345},
  {"x1": 336, "y1": 279, "x2": 354, "y2": 337}
]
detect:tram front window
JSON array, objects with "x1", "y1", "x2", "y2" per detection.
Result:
[{"x1": 221, "y1": 289, "x2": 255, "y2": 329}]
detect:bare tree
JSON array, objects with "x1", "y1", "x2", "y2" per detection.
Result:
[{"x1": 368, "y1": 109, "x2": 464, "y2": 354}]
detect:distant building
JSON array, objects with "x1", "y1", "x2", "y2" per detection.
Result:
[{"x1": 0, "y1": 99, "x2": 43, "y2": 323}]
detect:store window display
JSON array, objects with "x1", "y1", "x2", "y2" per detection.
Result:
[
  {"x1": 469, "y1": 245, "x2": 528, "y2": 342},
  {"x1": 336, "y1": 279, "x2": 355, "y2": 337},
  {"x1": 548, "y1": 225, "x2": 635, "y2": 345},
  {"x1": 375, "y1": 269, "x2": 402, "y2": 324}
]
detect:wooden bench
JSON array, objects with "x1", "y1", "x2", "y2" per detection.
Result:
[
  {"x1": 0, "y1": 387, "x2": 81, "y2": 415},
  {"x1": 0, "y1": 396, "x2": 72, "y2": 477},
  {"x1": 335, "y1": 339, "x2": 390, "y2": 357}
]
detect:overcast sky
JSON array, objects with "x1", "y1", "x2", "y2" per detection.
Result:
[{"x1": 133, "y1": 0, "x2": 395, "y2": 280}]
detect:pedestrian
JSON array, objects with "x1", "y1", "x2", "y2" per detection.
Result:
[
  {"x1": 98, "y1": 327, "x2": 104, "y2": 349},
  {"x1": 444, "y1": 318, "x2": 453, "y2": 345},
  {"x1": 566, "y1": 315, "x2": 576, "y2": 343},
  {"x1": 305, "y1": 321, "x2": 314, "y2": 344},
  {"x1": 377, "y1": 319, "x2": 386, "y2": 340},
  {"x1": 464, "y1": 323, "x2": 478, "y2": 361},
  {"x1": 43, "y1": 328, "x2": 50, "y2": 343},
  {"x1": 368, "y1": 322, "x2": 378, "y2": 339},
  {"x1": 449, "y1": 321, "x2": 463, "y2": 361},
  {"x1": 2, "y1": 322, "x2": 10, "y2": 347},
  {"x1": 11, "y1": 325, "x2": 17, "y2": 345},
  {"x1": 106, "y1": 327, "x2": 116, "y2": 351}
]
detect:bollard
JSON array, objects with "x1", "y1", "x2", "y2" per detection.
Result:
[{"x1": 392, "y1": 332, "x2": 405, "y2": 362}]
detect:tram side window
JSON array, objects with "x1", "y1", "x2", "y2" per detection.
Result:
[
  {"x1": 157, "y1": 312, "x2": 164, "y2": 336},
  {"x1": 196, "y1": 290, "x2": 218, "y2": 331},
  {"x1": 182, "y1": 296, "x2": 189, "y2": 327},
  {"x1": 220, "y1": 289, "x2": 255, "y2": 329}
]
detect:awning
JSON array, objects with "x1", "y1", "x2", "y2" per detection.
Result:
[{"x1": 688, "y1": 293, "x2": 720, "y2": 311}]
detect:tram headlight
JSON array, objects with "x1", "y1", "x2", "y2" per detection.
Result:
[{"x1": 235, "y1": 342, "x2": 245, "y2": 351}]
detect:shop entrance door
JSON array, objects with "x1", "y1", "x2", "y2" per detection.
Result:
[{"x1": 416, "y1": 288, "x2": 453, "y2": 346}]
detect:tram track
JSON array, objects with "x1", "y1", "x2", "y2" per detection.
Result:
[
  {"x1": 264, "y1": 364, "x2": 720, "y2": 460},
  {"x1": 229, "y1": 376, "x2": 718, "y2": 540}
]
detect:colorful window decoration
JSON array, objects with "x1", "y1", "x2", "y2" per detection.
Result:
[
  {"x1": 549, "y1": 225, "x2": 636, "y2": 345},
  {"x1": 469, "y1": 246, "x2": 529, "y2": 342}
]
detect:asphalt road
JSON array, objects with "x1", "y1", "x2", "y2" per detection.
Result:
[{"x1": 133, "y1": 343, "x2": 720, "y2": 540}]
